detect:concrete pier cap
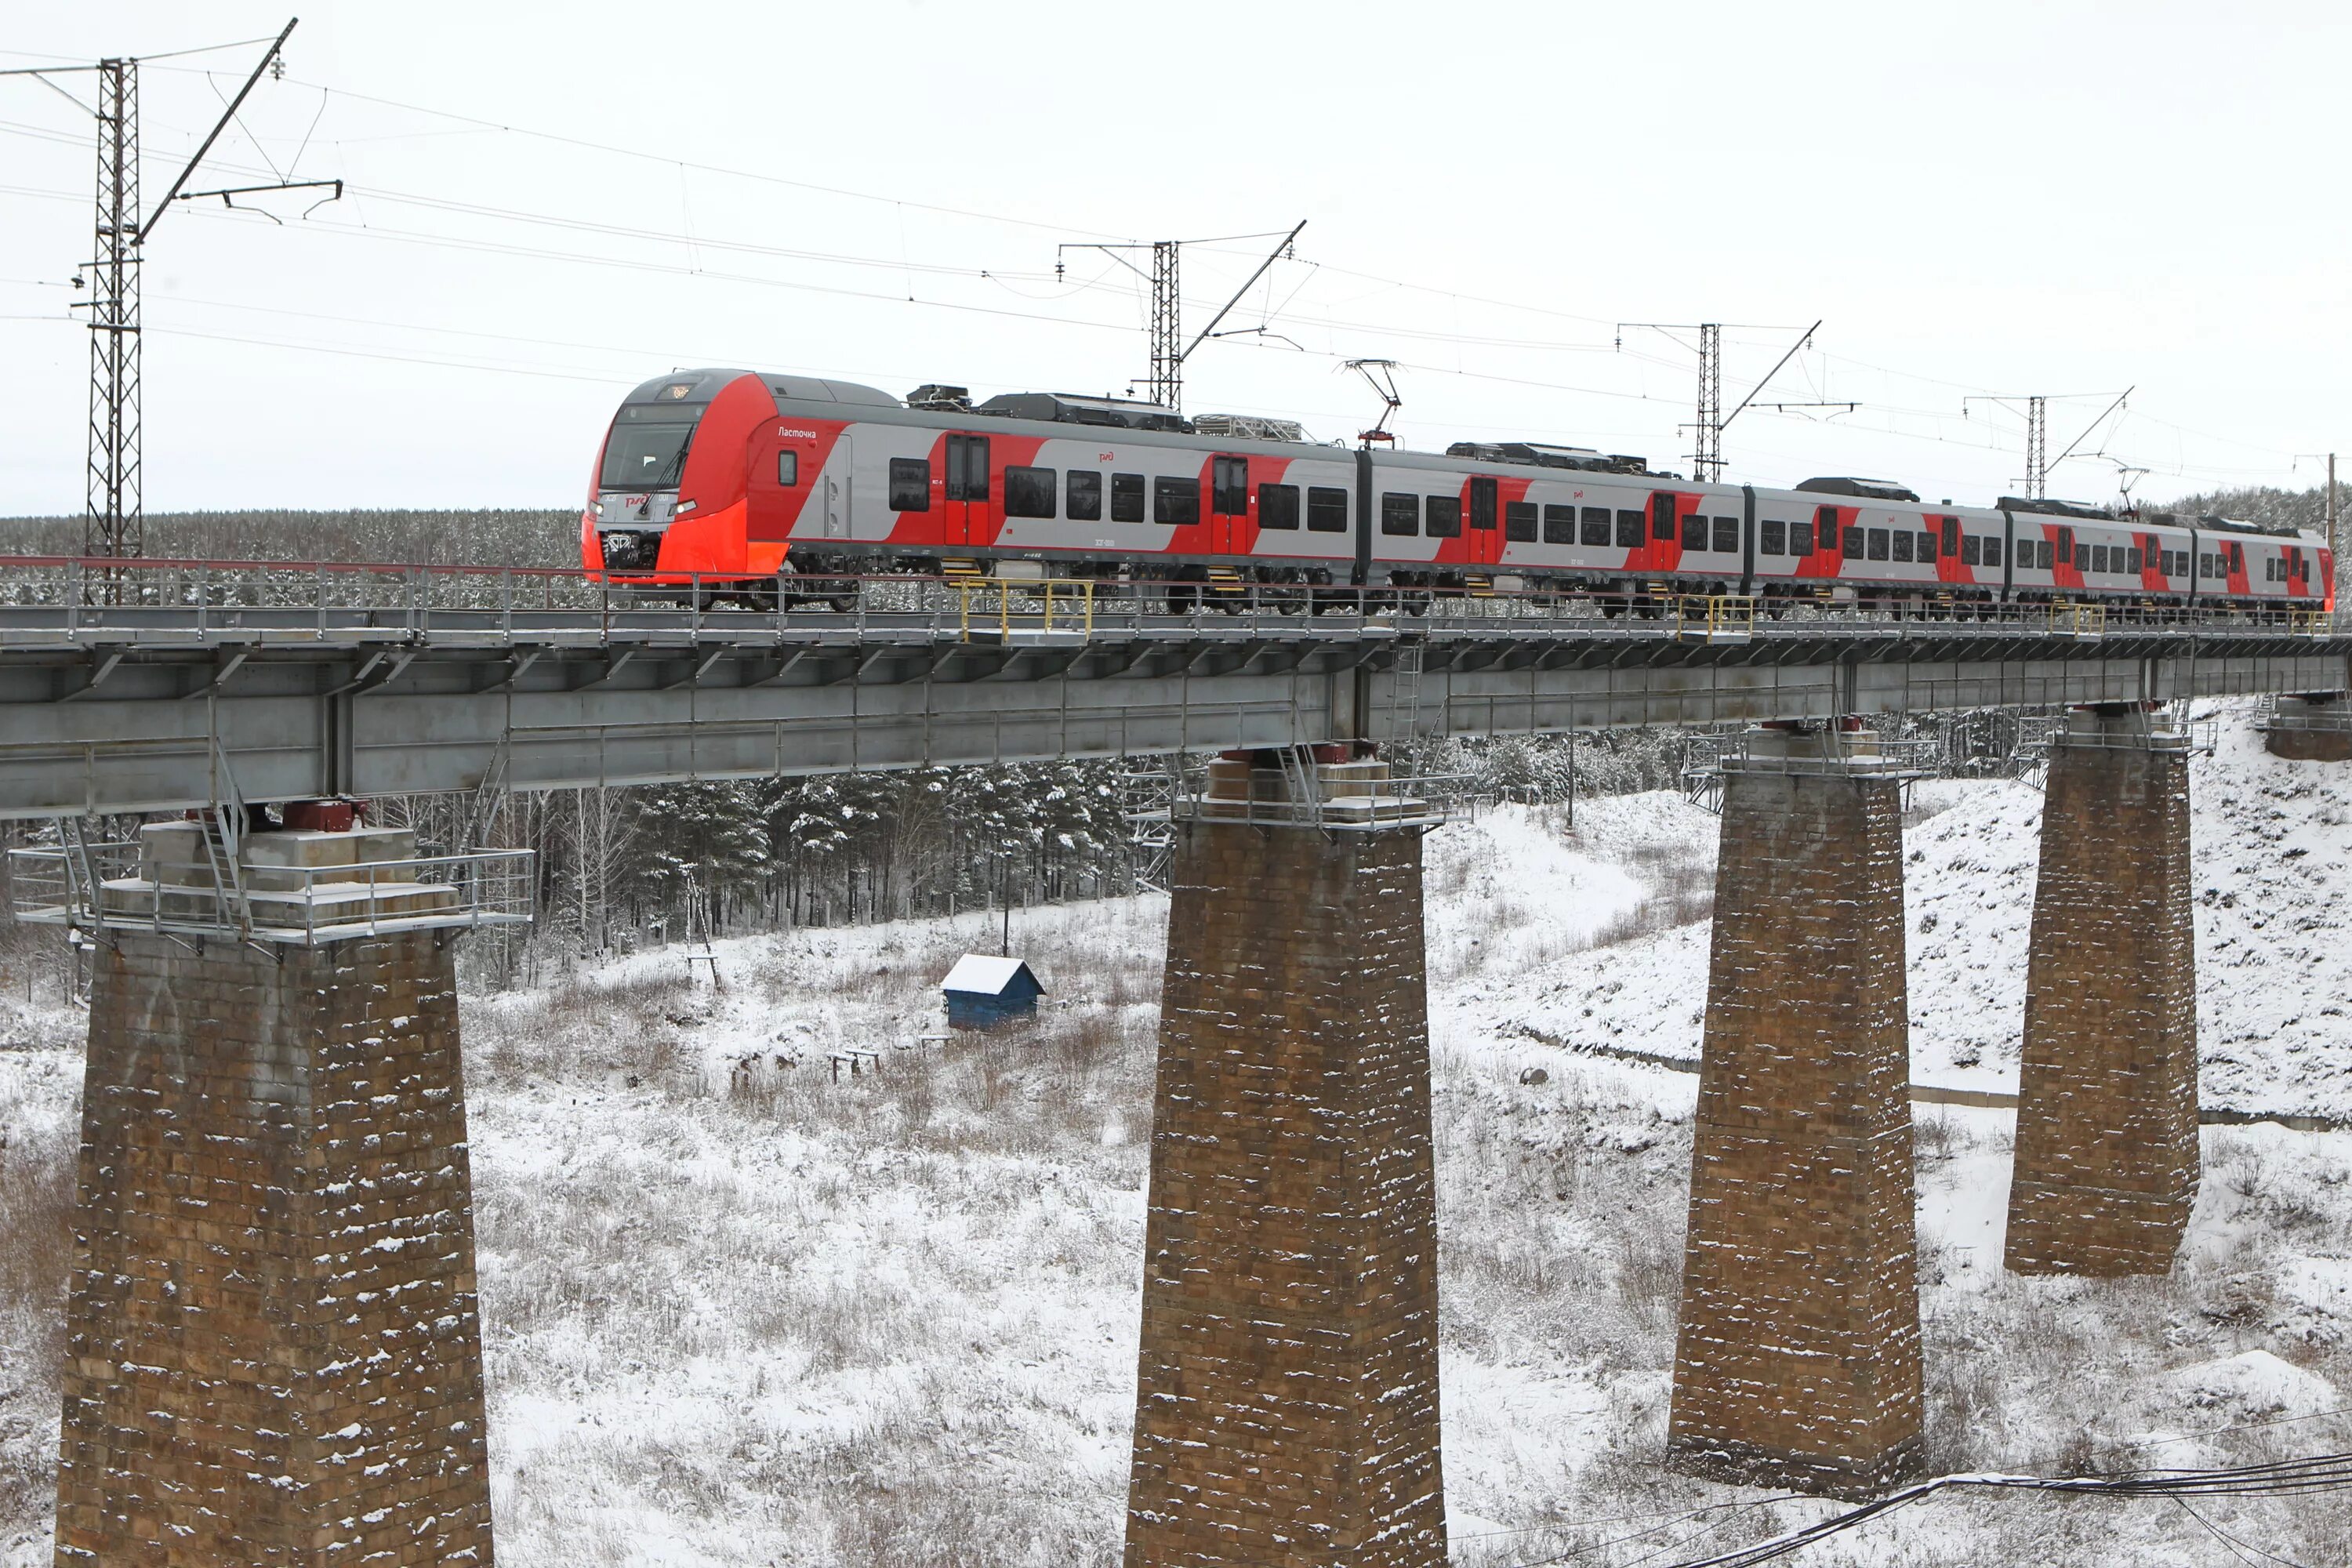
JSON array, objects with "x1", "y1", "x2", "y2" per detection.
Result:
[{"x1": 52, "y1": 802, "x2": 506, "y2": 1566}]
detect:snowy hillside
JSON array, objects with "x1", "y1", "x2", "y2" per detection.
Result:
[
  {"x1": 0, "y1": 702, "x2": 2343, "y2": 1565},
  {"x1": 1513, "y1": 706, "x2": 2352, "y2": 1122}
]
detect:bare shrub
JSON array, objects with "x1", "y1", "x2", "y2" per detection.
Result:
[{"x1": 0, "y1": 1096, "x2": 74, "y2": 1526}]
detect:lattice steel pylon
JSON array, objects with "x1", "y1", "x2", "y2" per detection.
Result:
[
  {"x1": 2026, "y1": 394, "x2": 2048, "y2": 501},
  {"x1": 1149, "y1": 240, "x2": 1181, "y2": 415},
  {"x1": 1693, "y1": 322, "x2": 1723, "y2": 484},
  {"x1": 85, "y1": 57, "x2": 141, "y2": 565}
]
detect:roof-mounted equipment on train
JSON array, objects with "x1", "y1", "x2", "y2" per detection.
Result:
[
  {"x1": 1192, "y1": 413, "x2": 1308, "y2": 443},
  {"x1": 906, "y1": 384, "x2": 974, "y2": 412},
  {"x1": 1444, "y1": 441, "x2": 1655, "y2": 476},
  {"x1": 2000, "y1": 495, "x2": 2118, "y2": 521},
  {"x1": 1796, "y1": 477, "x2": 1922, "y2": 503},
  {"x1": 2196, "y1": 513, "x2": 2299, "y2": 538},
  {"x1": 973, "y1": 392, "x2": 1189, "y2": 432}
]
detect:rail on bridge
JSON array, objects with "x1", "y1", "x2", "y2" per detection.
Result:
[{"x1": 2, "y1": 556, "x2": 2347, "y2": 818}]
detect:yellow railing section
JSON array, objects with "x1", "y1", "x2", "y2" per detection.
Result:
[
  {"x1": 1674, "y1": 593, "x2": 1755, "y2": 642},
  {"x1": 2288, "y1": 608, "x2": 2335, "y2": 637},
  {"x1": 2042, "y1": 601, "x2": 2107, "y2": 639},
  {"x1": 956, "y1": 576, "x2": 1096, "y2": 641}
]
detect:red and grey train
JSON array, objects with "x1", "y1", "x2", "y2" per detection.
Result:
[{"x1": 583, "y1": 368, "x2": 2332, "y2": 614}]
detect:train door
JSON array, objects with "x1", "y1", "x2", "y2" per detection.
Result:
[
  {"x1": 1210, "y1": 456, "x2": 1249, "y2": 554},
  {"x1": 821, "y1": 434, "x2": 853, "y2": 539},
  {"x1": 1468, "y1": 477, "x2": 1501, "y2": 565},
  {"x1": 944, "y1": 434, "x2": 991, "y2": 546}
]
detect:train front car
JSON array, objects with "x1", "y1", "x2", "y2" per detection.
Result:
[{"x1": 583, "y1": 369, "x2": 775, "y2": 586}]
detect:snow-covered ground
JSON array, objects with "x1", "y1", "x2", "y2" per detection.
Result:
[
  {"x1": 0, "y1": 702, "x2": 2346, "y2": 1565},
  {"x1": 1514, "y1": 710, "x2": 2352, "y2": 1121}
]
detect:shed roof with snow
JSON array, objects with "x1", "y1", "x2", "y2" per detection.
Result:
[{"x1": 941, "y1": 954, "x2": 1045, "y2": 1029}]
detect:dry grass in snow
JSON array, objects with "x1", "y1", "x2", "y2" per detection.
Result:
[{"x1": 0, "y1": 709, "x2": 2344, "y2": 1563}]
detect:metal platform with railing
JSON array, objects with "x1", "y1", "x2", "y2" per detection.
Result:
[
  {"x1": 9, "y1": 816, "x2": 534, "y2": 946},
  {"x1": 1162, "y1": 748, "x2": 1475, "y2": 833}
]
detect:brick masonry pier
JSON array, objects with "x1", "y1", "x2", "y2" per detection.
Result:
[
  {"x1": 1668, "y1": 728, "x2": 1923, "y2": 1497},
  {"x1": 2259, "y1": 692, "x2": 2352, "y2": 761},
  {"x1": 1124, "y1": 753, "x2": 1446, "y2": 1568},
  {"x1": 2006, "y1": 710, "x2": 2200, "y2": 1276},
  {"x1": 53, "y1": 818, "x2": 499, "y2": 1566}
]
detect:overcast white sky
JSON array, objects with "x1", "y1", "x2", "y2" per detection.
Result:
[{"x1": 2, "y1": 2, "x2": 2346, "y2": 519}]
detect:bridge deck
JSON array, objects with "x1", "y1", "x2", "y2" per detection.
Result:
[{"x1": 2, "y1": 563, "x2": 2345, "y2": 816}]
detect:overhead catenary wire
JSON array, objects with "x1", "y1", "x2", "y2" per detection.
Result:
[{"x1": 0, "y1": 69, "x2": 2322, "y2": 496}]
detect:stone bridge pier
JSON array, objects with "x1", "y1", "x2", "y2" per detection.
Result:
[
  {"x1": 53, "y1": 818, "x2": 497, "y2": 1566},
  {"x1": 1123, "y1": 750, "x2": 1446, "y2": 1568},
  {"x1": 2259, "y1": 691, "x2": 2352, "y2": 761},
  {"x1": 2006, "y1": 708, "x2": 2200, "y2": 1276},
  {"x1": 1668, "y1": 725, "x2": 1923, "y2": 1497}
]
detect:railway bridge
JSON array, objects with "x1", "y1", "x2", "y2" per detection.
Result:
[{"x1": 5, "y1": 558, "x2": 2352, "y2": 1563}]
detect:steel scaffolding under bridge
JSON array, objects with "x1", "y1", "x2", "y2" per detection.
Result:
[{"x1": 0, "y1": 561, "x2": 2346, "y2": 819}]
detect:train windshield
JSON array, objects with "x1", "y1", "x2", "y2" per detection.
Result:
[{"x1": 599, "y1": 405, "x2": 701, "y2": 490}]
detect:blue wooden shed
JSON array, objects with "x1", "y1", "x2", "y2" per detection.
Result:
[{"x1": 942, "y1": 954, "x2": 1046, "y2": 1030}]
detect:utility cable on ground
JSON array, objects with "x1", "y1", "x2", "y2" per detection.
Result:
[{"x1": 1529, "y1": 1452, "x2": 2352, "y2": 1568}]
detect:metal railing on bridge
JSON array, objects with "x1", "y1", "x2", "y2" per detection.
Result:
[{"x1": 0, "y1": 556, "x2": 2336, "y2": 649}]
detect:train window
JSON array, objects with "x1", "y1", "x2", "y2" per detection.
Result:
[
  {"x1": 1681, "y1": 511, "x2": 1708, "y2": 551},
  {"x1": 1258, "y1": 481, "x2": 1301, "y2": 530},
  {"x1": 1962, "y1": 534, "x2": 1982, "y2": 566},
  {"x1": 1111, "y1": 472, "x2": 1146, "y2": 523},
  {"x1": 1712, "y1": 517, "x2": 1738, "y2": 553},
  {"x1": 1816, "y1": 506, "x2": 1841, "y2": 555},
  {"x1": 1616, "y1": 510, "x2": 1644, "y2": 548},
  {"x1": 1425, "y1": 493, "x2": 1461, "y2": 538},
  {"x1": 1891, "y1": 530, "x2": 1914, "y2": 563},
  {"x1": 2038, "y1": 541, "x2": 2054, "y2": 570},
  {"x1": 1307, "y1": 487, "x2": 1348, "y2": 532},
  {"x1": 1471, "y1": 478, "x2": 1499, "y2": 532},
  {"x1": 1942, "y1": 517, "x2": 1960, "y2": 557},
  {"x1": 777, "y1": 451, "x2": 800, "y2": 488},
  {"x1": 1866, "y1": 528, "x2": 1889, "y2": 561},
  {"x1": 1760, "y1": 518, "x2": 1786, "y2": 555},
  {"x1": 1505, "y1": 501, "x2": 1539, "y2": 543},
  {"x1": 1066, "y1": 470, "x2": 1102, "y2": 521},
  {"x1": 1005, "y1": 465, "x2": 1058, "y2": 519},
  {"x1": 2200, "y1": 552, "x2": 2214, "y2": 578},
  {"x1": 1382, "y1": 493, "x2": 1420, "y2": 535},
  {"x1": 1153, "y1": 475, "x2": 1199, "y2": 526},
  {"x1": 2128, "y1": 547, "x2": 2143, "y2": 574},
  {"x1": 945, "y1": 434, "x2": 991, "y2": 502},
  {"x1": 1542, "y1": 504, "x2": 1576, "y2": 544},
  {"x1": 2074, "y1": 543, "x2": 2089, "y2": 572},
  {"x1": 1577, "y1": 506, "x2": 1607, "y2": 545},
  {"x1": 1790, "y1": 519, "x2": 1813, "y2": 556},
  {"x1": 888, "y1": 456, "x2": 931, "y2": 512},
  {"x1": 2101, "y1": 545, "x2": 2118, "y2": 573},
  {"x1": 1917, "y1": 529, "x2": 1936, "y2": 561},
  {"x1": 1843, "y1": 524, "x2": 1865, "y2": 560},
  {"x1": 1984, "y1": 537, "x2": 2002, "y2": 567},
  {"x1": 1212, "y1": 457, "x2": 1249, "y2": 516}
]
